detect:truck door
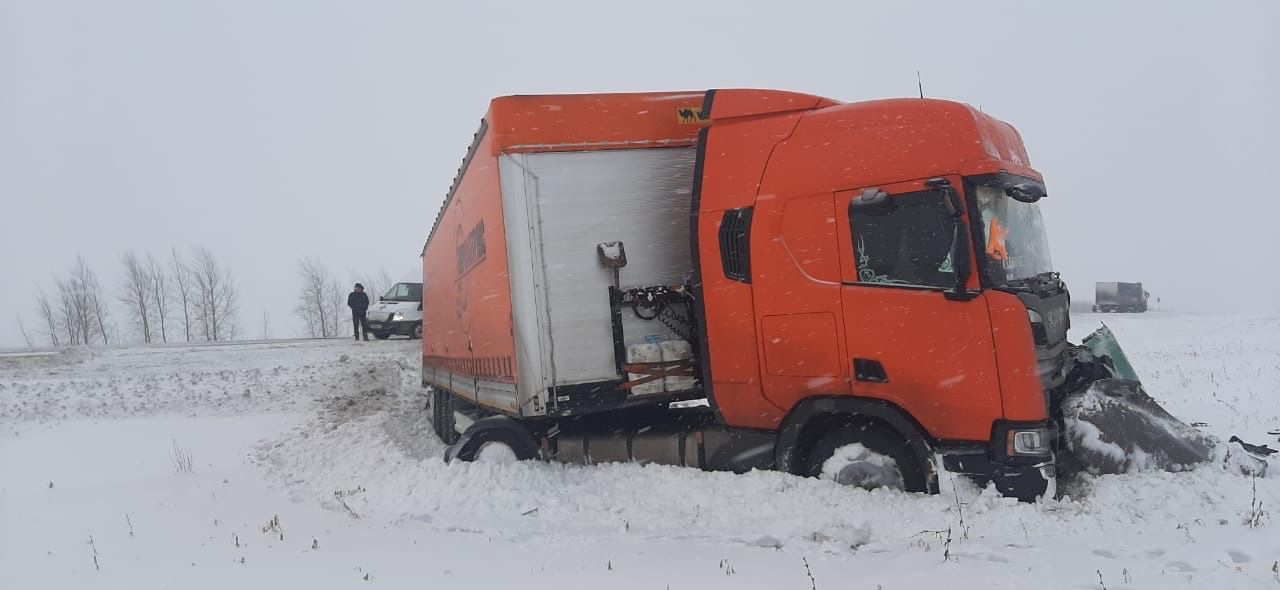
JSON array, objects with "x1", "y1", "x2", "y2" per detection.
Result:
[{"x1": 833, "y1": 178, "x2": 1005, "y2": 443}]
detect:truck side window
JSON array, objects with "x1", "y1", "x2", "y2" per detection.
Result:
[{"x1": 850, "y1": 191, "x2": 955, "y2": 288}]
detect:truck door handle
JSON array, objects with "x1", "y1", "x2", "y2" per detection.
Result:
[{"x1": 853, "y1": 359, "x2": 889, "y2": 383}]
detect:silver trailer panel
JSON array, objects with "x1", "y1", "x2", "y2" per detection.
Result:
[{"x1": 498, "y1": 147, "x2": 697, "y2": 412}]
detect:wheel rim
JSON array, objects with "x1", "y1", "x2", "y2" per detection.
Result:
[
  {"x1": 414, "y1": 324, "x2": 422, "y2": 338},
  {"x1": 820, "y1": 443, "x2": 905, "y2": 490}
]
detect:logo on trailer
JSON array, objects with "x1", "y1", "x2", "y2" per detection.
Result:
[
  {"x1": 676, "y1": 107, "x2": 708, "y2": 125},
  {"x1": 456, "y1": 221, "x2": 487, "y2": 278}
]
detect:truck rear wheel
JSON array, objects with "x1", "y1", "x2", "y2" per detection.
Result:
[
  {"x1": 431, "y1": 388, "x2": 459, "y2": 445},
  {"x1": 803, "y1": 423, "x2": 926, "y2": 493},
  {"x1": 445, "y1": 416, "x2": 538, "y2": 463}
]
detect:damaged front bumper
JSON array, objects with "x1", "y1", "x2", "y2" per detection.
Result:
[
  {"x1": 937, "y1": 420, "x2": 1059, "y2": 502},
  {"x1": 941, "y1": 450, "x2": 1057, "y2": 502}
]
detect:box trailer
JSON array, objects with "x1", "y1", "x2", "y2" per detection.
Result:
[
  {"x1": 421, "y1": 92, "x2": 706, "y2": 419},
  {"x1": 1093, "y1": 282, "x2": 1149, "y2": 313},
  {"x1": 421, "y1": 90, "x2": 1074, "y2": 500}
]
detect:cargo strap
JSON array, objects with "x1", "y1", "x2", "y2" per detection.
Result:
[{"x1": 620, "y1": 359, "x2": 696, "y2": 390}]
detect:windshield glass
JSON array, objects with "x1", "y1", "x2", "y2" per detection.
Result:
[
  {"x1": 973, "y1": 185, "x2": 1054, "y2": 283},
  {"x1": 382, "y1": 282, "x2": 422, "y2": 302}
]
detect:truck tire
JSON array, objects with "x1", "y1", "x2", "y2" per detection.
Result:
[
  {"x1": 374, "y1": 332, "x2": 391, "y2": 340},
  {"x1": 431, "y1": 388, "x2": 459, "y2": 445},
  {"x1": 803, "y1": 422, "x2": 927, "y2": 493},
  {"x1": 411, "y1": 322, "x2": 423, "y2": 340},
  {"x1": 446, "y1": 416, "x2": 538, "y2": 463}
]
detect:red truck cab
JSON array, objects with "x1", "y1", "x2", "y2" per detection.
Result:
[{"x1": 694, "y1": 90, "x2": 1063, "y2": 495}]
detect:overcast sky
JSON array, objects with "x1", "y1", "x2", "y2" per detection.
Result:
[{"x1": 2, "y1": 0, "x2": 1277, "y2": 347}]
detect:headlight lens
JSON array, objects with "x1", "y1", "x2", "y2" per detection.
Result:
[
  {"x1": 392, "y1": 312, "x2": 405, "y2": 321},
  {"x1": 1008, "y1": 427, "x2": 1050, "y2": 456},
  {"x1": 1027, "y1": 309, "x2": 1044, "y2": 324}
]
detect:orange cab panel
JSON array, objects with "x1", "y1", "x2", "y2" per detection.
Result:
[
  {"x1": 838, "y1": 287, "x2": 1003, "y2": 441},
  {"x1": 761, "y1": 313, "x2": 842, "y2": 377},
  {"x1": 695, "y1": 113, "x2": 816, "y2": 428},
  {"x1": 750, "y1": 192, "x2": 847, "y2": 411},
  {"x1": 831, "y1": 182, "x2": 1004, "y2": 442},
  {"x1": 987, "y1": 290, "x2": 1050, "y2": 422}
]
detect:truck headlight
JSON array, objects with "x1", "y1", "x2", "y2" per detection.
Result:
[
  {"x1": 1027, "y1": 309, "x2": 1044, "y2": 324},
  {"x1": 1008, "y1": 427, "x2": 1050, "y2": 456},
  {"x1": 392, "y1": 312, "x2": 405, "y2": 321}
]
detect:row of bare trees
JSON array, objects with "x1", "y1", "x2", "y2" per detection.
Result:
[
  {"x1": 19, "y1": 251, "x2": 395, "y2": 347},
  {"x1": 30, "y1": 247, "x2": 239, "y2": 347},
  {"x1": 293, "y1": 258, "x2": 393, "y2": 338},
  {"x1": 33, "y1": 256, "x2": 113, "y2": 347}
]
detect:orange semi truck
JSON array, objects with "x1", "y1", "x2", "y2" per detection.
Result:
[{"x1": 422, "y1": 89, "x2": 1072, "y2": 500}]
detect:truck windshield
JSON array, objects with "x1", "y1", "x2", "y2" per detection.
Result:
[
  {"x1": 972, "y1": 185, "x2": 1053, "y2": 284},
  {"x1": 382, "y1": 283, "x2": 422, "y2": 302}
]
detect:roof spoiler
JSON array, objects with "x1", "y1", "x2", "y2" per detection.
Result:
[{"x1": 699, "y1": 89, "x2": 839, "y2": 122}]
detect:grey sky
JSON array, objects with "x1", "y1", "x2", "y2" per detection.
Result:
[{"x1": 2, "y1": 0, "x2": 1277, "y2": 347}]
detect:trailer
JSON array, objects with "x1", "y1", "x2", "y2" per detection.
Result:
[
  {"x1": 421, "y1": 89, "x2": 1081, "y2": 500},
  {"x1": 1093, "y1": 282, "x2": 1149, "y2": 313}
]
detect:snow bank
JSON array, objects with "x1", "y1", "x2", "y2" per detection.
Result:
[{"x1": 4, "y1": 315, "x2": 1280, "y2": 589}]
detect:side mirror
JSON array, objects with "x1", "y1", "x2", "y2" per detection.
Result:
[
  {"x1": 1007, "y1": 182, "x2": 1046, "y2": 203},
  {"x1": 925, "y1": 177, "x2": 965, "y2": 218},
  {"x1": 597, "y1": 241, "x2": 627, "y2": 269},
  {"x1": 926, "y1": 179, "x2": 976, "y2": 300}
]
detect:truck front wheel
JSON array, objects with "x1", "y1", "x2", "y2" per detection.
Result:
[{"x1": 804, "y1": 423, "x2": 927, "y2": 493}]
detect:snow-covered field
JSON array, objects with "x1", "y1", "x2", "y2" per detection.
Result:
[{"x1": 2, "y1": 312, "x2": 1278, "y2": 589}]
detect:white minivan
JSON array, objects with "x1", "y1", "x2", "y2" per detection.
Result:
[{"x1": 366, "y1": 282, "x2": 423, "y2": 339}]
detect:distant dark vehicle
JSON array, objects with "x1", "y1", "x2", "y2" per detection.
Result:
[{"x1": 1093, "y1": 282, "x2": 1149, "y2": 313}]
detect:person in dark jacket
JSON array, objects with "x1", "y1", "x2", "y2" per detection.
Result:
[{"x1": 348, "y1": 283, "x2": 370, "y2": 341}]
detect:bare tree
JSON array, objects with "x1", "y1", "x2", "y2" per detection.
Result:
[
  {"x1": 351, "y1": 268, "x2": 394, "y2": 305},
  {"x1": 79, "y1": 258, "x2": 112, "y2": 346},
  {"x1": 171, "y1": 247, "x2": 194, "y2": 342},
  {"x1": 146, "y1": 253, "x2": 170, "y2": 343},
  {"x1": 378, "y1": 269, "x2": 394, "y2": 297},
  {"x1": 261, "y1": 309, "x2": 272, "y2": 340},
  {"x1": 120, "y1": 251, "x2": 153, "y2": 343},
  {"x1": 52, "y1": 256, "x2": 111, "y2": 346},
  {"x1": 35, "y1": 287, "x2": 60, "y2": 347},
  {"x1": 329, "y1": 278, "x2": 346, "y2": 339},
  {"x1": 371, "y1": 269, "x2": 396, "y2": 302},
  {"x1": 55, "y1": 277, "x2": 82, "y2": 345},
  {"x1": 296, "y1": 257, "x2": 341, "y2": 338},
  {"x1": 190, "y1": 247, "x2": 238, "y2": 342},
  {"x1": 16, "y1": 314, "x2": 34, "y2": 348}
]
